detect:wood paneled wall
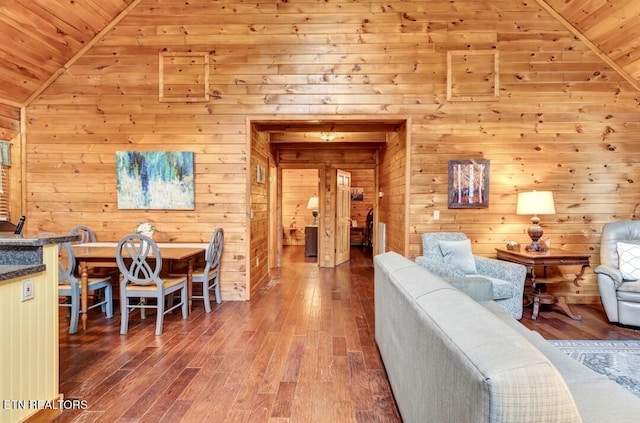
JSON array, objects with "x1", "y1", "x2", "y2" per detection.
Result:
[
  {"x1": 0, "y1": 105, "x2": 22, "y2": 222},
  {"x1": 349, "y1": 169, "x2": 375, "y2": 228},
  {"x1": 0, "y1": 104, "x2": 19, "y2": 141},
  {"x1": 282, "y1": 169, "x2": 318, "y2": 246},
  {"x1": 277, "y1": 143, "x2": 379, "y2": 267},
  {"x1": 249, "y1": 128, "x2": 272, "y2": 299},
  {"x1": 21, "y1": 0, "x2": 640, "y2": 302},
  {"x1": 379, "y1": 126, "x2": 409, "y2": 255}
]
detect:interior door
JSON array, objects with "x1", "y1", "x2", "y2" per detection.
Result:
[{"x1": 336, "y1": 169, "x2": 351, "y2": 266}]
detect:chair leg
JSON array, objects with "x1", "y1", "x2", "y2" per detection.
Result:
[
  {"x1": 181, "y1": 285, "x2": 188, "y2": 319},
  {"x1": 105, "y1": 284, "x2": 114, "y2": 318},
  {"x1": 141, "y1": 298, "x2": 147, "y2": 319},
  {"x1": 120, "y1": 296, "x2": 129, "y2": 335},
  {"x1": 69, "y1": 298, "x2": 79, "y2": 335},
  {"x1": 202, "y1": 282, "x2": 212, "y2": 313},
  {"x1": 155, "y1": 295, "x2": 165, "y2": 336},
  {"x1": 214, "y1": 275, "x2": 222, "y2": 304}
]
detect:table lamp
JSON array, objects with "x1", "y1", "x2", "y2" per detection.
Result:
[
  {"x1": 307, "y1": 195, "x2": 319, "y2": 225},
  {"x1": 516, "y1": 190, "x2": 555, "y2": 252}
]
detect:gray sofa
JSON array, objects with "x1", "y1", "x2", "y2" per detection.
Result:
[
  {"x1": 375, "y1": 251, "x2": 640, "y2": 423},
  {"x1": 415, "y1": 232, "x2": 526, "y2": 319}
]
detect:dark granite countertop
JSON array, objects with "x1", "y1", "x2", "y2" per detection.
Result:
[
  {"x1": 0, "y1": 232, "x2": 79, "y2": 268},
  {"x1": 0, "y1": 233, "x2": 78, "y2": 246},
  {"x1": 0, "y1": 264, "x2": 46, "y2": 282}
]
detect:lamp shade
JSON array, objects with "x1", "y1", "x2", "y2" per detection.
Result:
[
  {"x1": 516, "y1": 191, "x2": 556, "y2": 216},
  {"x1": 307, "y1": 195, "x2": 319, "y2": 211}
]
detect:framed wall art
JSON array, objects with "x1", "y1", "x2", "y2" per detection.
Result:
[
  {"x1": 448, "y1": 159, "x2": 490, "y2": 208},
  {"x1": 256, "y1": 164, "x2": 266, "y2": 184},
  {"x1": 350, "y1": 187, "x2": 364, "y2": 201},
  {"x1": 116, "y1": 151, "x2": 195, "y2": 210}
]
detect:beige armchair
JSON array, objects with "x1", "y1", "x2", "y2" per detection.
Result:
[
  {"x1": 595, "y1": 220, "x2": 640, "y2": 327},
  {"x1": 415, "y1": 232, "x2": 526, "y2": 319}
]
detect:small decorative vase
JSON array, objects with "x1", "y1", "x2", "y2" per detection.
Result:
[
  {"x1": 140, "y1": 231, "x2": 154, "y2": 248},
  {"x1": 135, "y1": 222, "x2": 155, "y2": 251}
]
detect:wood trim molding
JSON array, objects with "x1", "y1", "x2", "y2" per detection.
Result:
[{"x1": 447, "y1": 50, "x2": 499, "y2": 102}]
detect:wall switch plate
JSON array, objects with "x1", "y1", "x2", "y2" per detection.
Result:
[
  {"x1": 21, "y1": 279, "x2": 34, "y2": 301},
  {"x1": 433, "y1": 210, "x2": 440, "y2": 220}
]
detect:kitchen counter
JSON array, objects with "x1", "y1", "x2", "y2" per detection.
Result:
[
  {"x1": 0, "y1": 232, "x2": 78, "y2": 266},
  {"x1": 0, "y1": 232, "x2": 74, "y2": 421},
  {"x1": 0, "y1": 264, "x2": 46, "y2": 282}
]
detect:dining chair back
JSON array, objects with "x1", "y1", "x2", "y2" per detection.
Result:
[
  {"x1": 69, "y1": 225, "x2": 97, "y2": 243},
  {"x1": 198, "y1": 227, "x2": 224, "y2": 312},
  {"x1": 58, "y1": 242, "x2": 113, "y2": 334},
  {"x1": 116, "y1": 233, "x2": 188, "y2": 335}
]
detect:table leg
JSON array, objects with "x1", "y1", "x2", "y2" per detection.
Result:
[
  {"x1": 79, "y1": 260, "x2": 89, "y2": 331},
  {"x1": 532, "y1": 296, "x2": 540, "y2": 320},
  {"x1": 554, "y1": 296, "x2": 583, "y2": 320},
  {"x1": 187, "y1": 258, "x2": 193, "y2": 314},
  {"x1": 572, "y1": 264, "x2": 588, "y2": 287}
]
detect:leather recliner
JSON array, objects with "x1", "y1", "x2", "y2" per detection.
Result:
[{"x1": 594, "y1": 220, "x2": 640, "y2": 327}]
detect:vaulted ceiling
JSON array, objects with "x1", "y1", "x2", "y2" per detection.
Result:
[{"x1": 0, "y1": 0, "x2": 638, "y2": 108}]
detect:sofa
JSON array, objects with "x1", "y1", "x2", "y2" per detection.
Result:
[
  {"x1": 415, "y1": 232, "x2": 526, "y2": 319},
  {"x1": 375, "y1": 251, "x2": 640, "y2": 423}
]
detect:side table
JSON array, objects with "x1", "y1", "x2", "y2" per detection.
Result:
[
  {"x1": 305, "y1": 225, "x2": 318, "y2": 257},
  {"x1": 350, "y1": 226, "x2": 365, "y2": 246},
  {"x1": 495, "y1": 248, "x2": 590, "y2": 321}
]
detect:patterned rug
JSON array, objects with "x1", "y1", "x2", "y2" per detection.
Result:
[{"x1": 550, "y1": 340, "x2": 640, "y2": 398}]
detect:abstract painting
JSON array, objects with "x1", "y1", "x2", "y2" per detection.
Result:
[
  {"x1": 116, "y1": 151, "x2": 194, "y2": 210},
  {"x1": 448, "y1": 159, "x2": 490, "y2": 208}
]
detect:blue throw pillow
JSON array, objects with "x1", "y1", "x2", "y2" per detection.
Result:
[{"x1": 438, "y1": 239, "x2": 477, "y2": 274}]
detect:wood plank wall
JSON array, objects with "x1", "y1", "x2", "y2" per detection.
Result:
[
  {"x1": 276, "y1": 143, "x2": 379, "y2": 267},
  {"x1": 0, "y1": 104, "x2": 19, "y2": 141},
  {"x1": 349, "y1": 169, "x2": 375, "y2": 228},
  {"x1": 0, "y1": 104, "x2": 21, "y2": 221},
  {"x1": 282, "y1": 168, "x2": 318, "y2": 246},
  {"x1": 249, "y1": 129, "x2": 272, "y2": 299},
  {"x1": 280, "y1": 167, "x2": 374, "y2": 246},
  {"x1": 21, "y1": 0, "x2": 640, "y2": 302},
  {"x1": 379, "y1": 127, "x2": 408, "y2": 255}
]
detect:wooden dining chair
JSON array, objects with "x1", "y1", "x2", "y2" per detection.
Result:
[
  {"x1": 69, "y1": 225, "x2": 97, "y2": 243},
  {"x1": 58, "y1": 242, "x2": 114, "y2": 334},
  {"x1": 177, "y1": 227, "x2": 224, "y2": 313},
  {"x1": 116, "y1": 233, "x2": 188, "y2": 336},
  {"x1": 69, "y1": 224, "x2": 118, "y2": 282}
]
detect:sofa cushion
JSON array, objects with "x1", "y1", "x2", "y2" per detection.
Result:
[
  {"x1": 438, "y1": 239, "x2": 477, "y2": 274},
  {"x1": 617, "y1": 241, "x2": 640, "y2": 280},
  {"x1": 447, "y1": 276, "x2": 493, "y2": 301},
  {"x1": 467, "y1": 274, "x2": 514, "y2": 300},
  {"x1": 412, "y1": 288, "x2": 582, "y2": 422}
]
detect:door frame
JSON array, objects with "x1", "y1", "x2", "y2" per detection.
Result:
[{"x1": 249, "y1": 115, "x2": 410, "y2": 276}]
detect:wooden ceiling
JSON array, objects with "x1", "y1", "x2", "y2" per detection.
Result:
[
  {"x1": 540, "y1": 0, "x2": 640, "y2": 84},
  {"x1": 0, "y1": 0, "x2": 638, "y2": 109},
  {"x1": 0, "y1": 0, "x2": 137, "y2": 108}
]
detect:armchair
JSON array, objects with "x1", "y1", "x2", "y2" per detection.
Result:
[
  {"x1": 415, "y1": 232, "x2": 526, "y2": 319},
  {"x1": 594, "y1": 220, "x2": 640, "y2": 327}
]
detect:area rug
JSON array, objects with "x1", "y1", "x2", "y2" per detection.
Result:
[{"x1": 549, "y1": 340, "x2": 640, "y2": 398}]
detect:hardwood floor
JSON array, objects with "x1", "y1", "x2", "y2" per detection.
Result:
[{"x1": 34, "y1": 247, "x2": 640, "y2": 422}]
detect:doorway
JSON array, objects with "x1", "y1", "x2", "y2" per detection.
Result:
[
  {"x1": 281, "y1": 168, "x2": 320, "y2": 264},
  {"x1": 247, "y1": 117, "x2": 410, "y2": 296}
]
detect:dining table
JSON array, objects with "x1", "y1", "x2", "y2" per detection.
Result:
[{"x1": 71, "y1": 242, "x2": 206, "y2": 331}]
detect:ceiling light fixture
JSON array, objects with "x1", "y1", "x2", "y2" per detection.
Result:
[{"x1": 320, "y1": 131, "x2": 337, "y2": 142}]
